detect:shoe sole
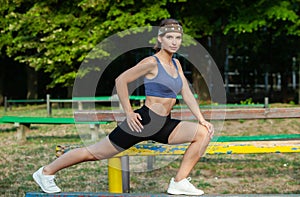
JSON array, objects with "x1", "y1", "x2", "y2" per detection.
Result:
[
  {"x1": 33, "y1": 172, "x2": 61, "y2": 193},
  {"x1": 167, "y1": 188, "x2": 204, "y2": 196}
]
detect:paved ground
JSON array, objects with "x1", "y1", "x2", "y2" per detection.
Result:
[{"x1": 25, "y1": 192, "x2": 300, "y2": 197}]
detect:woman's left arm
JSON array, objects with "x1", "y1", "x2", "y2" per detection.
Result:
[{"x1": 176, "y1": 60, "x2": 214, "y2": 138}]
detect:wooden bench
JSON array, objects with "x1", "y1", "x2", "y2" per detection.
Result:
[
  {"x1": 0, "y1": 116, "x2": 108, "y2": 142},
  {"x1": 56, "y1": 134, "x2": 300, "y2": 193},
  {"x1": 56, "y1": 134, "x2": 300, "y2": 157},
  {"x1": 3, "y1": 107, "x2": 299, "y2": 193}
]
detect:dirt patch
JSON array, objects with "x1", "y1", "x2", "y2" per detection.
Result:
[{"x1": 219, "y1": 118, "x2": 300, "y2": 136}]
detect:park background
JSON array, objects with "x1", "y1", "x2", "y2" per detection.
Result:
[
  {"x1": 0, "y1": 0, "x2": 300, "y2": 196},
  {"x1": 0, "y1": 0, "x2": 299, "y2": 104}
]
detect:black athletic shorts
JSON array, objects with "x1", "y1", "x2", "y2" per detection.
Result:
[{"x1": 108, "y1": 105, "x2": 181, "y2": 150}]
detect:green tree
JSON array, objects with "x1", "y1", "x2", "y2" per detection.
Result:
[
  {"x1": 172, "y1": 0, "x2": 299, "y2": 102},
  {"x1": 0, "y1": 0, "x2": 171, "y2": 97},
  {"x1": 0, "y1": 0, "x2": 299, "y2": 102},
  {"x1": 223, "y1": 0, "x2": 300, "y2": 101}
]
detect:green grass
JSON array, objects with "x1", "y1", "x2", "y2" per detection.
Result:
[
  {"x1": 0, "y1": 104, "x2": 299, "y2": 196},
  {"x1": 0, "y1": 104, "x2": 73, "y2": 117}
]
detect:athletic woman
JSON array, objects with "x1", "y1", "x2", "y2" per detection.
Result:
[{"x1": 33, "y1": 18, "x2": 214, "y2": 196}]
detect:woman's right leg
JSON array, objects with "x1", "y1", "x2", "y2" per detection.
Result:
[
  {"x1": 33, "y1": 136, "x2": 121, "y2": 193},
  {"x1": 43, "y1": 136, "x2": 121, "y2": 175}
]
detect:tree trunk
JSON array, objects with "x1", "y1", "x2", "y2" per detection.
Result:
[
  {"x1": 67, "y1": 86, "x2": 73, "y2": 98},
  {"x1": 192, "y1": 67, "x2": 210, "y2": 103},
  {"x1": 0, "y1": 64, "x2": 4, "y2": 105},
  {"x1": 26, "y1": 66, "x2": 38, "y2": 99}
]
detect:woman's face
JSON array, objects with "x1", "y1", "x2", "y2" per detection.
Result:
[{"x1": 159, "y1": 32, "x2": 182, "y2": 53}]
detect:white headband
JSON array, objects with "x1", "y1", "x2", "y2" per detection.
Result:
[{"x1": 158, "y1": 24, "x2": 183, "y2": 36}]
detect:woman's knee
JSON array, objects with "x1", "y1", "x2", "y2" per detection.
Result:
[
  {"x1": 79, "y1": 147, "x2": 98, "y2": 161},
  {"x1": 86, "y1": 137, "x2": 121, "y2": 160},
  {"x1": 193, "y1": 125, "x2": 210, "y2": 142}
]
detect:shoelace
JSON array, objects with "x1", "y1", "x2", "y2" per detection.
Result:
[
  {"x1": 185, "y1": 177, "x2": 197, "y2": 189},
  {"x1": 46, "y1": 177, "x2": 56, "y2": 186}
]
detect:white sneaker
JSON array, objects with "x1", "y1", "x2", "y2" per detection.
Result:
[
  {"x1": 167, "y1": 177, "x2": 204, "y2": 195},
  {"x1": 33, "y1": 167, "x2": 61, "y2": 193}
]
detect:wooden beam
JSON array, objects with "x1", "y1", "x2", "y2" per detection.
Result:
[
  {"x1": 74, "y1": 107, "x2": 300, "y2": 122},
  {"x1": 118, "y1": 141, "x2": 300, "y2": 156},
  {"x1": 56, "y1": 140, "x2": 300, "y2": 157}
]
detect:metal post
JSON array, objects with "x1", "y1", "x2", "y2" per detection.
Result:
[
  {"x1": 292, "y1": 56, "x2": 299, "y2": 103},
  {"x1": 224, "y1": 48, "x2": 230, "y2": 94},
  {"x1": 121, "y1": 156, "x2": 130, "y2": 193},
  {"x1": 147, "y1": 155, "x2": 155, "y2": 171},
  {"x1": 292, "y1": 71, "x2": 296, "y2": 90},
  {"x1": 277, "y1": 73, "x2": 281, "y2": 91},
  {"x1": 78, "y1": 101, "x2": 83, "y2": 110},
  {"x1": 264, "y1": 97, "x2": 269, "y2": 108},
  {"x1": 265, "y1": 72, "x2": 269, "y2": 93},
  {"x1": 108, "y1": 157, "x2": 123, "y2": 193},
  {"x1": 46, "y1": 94, "x2": 51, "y2": 116},
  {"x1": 90, "y1": 124, "x2": 99, "y2": 141}
]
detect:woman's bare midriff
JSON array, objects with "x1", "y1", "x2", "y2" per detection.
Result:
[{"x1": 144, "y1": 96, "x2": 177, "y2": 116}]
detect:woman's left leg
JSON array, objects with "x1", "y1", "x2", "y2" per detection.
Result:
[{"x1": 167, "y1": 121, "x2": 211, "y2": 182}]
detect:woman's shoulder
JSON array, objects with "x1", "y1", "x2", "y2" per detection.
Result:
[
  {"x1": 172, "y1": 58, "x2": 183, "y2": 69},
  {"x1": 172, "y1": 57, "x2": 181, "y2": 64},
  {"x1": 141, "y1": 56, "x2": 157, "y2": 63},
  {"x1": 137, "y1": 56, "x2": 158, "y2": 68}
]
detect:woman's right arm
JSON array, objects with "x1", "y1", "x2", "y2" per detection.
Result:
[{"x1": 115, "y1": 57, "x2": 156, "y2": 132}]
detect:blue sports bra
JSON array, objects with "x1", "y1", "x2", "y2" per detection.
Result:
[{"x1": 144, "y1": 56, "x2": 183, "y2": 98}]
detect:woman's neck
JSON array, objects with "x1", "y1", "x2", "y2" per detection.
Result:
[{"x1": 156, "y1": 49, "x2": 173, "y2": 64}]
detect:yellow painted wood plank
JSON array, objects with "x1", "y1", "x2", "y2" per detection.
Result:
[
  {"x1": 56, "y1": 141, "x2": 300, "y2": 158},
  {"x1": 115, "y1": 142, "x2": 300, "y2": 156},
  {"x1": 207, "y1": 144, "x2": 300, "y2": 154}
]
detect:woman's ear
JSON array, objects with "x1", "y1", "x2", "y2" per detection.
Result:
[{"x1": 157, "y1": 36, "x2": 162, "y2": 43}]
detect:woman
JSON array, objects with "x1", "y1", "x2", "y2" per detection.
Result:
[{"x1": 33, "y1": 18, "x2": 214, "y2": 196}]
